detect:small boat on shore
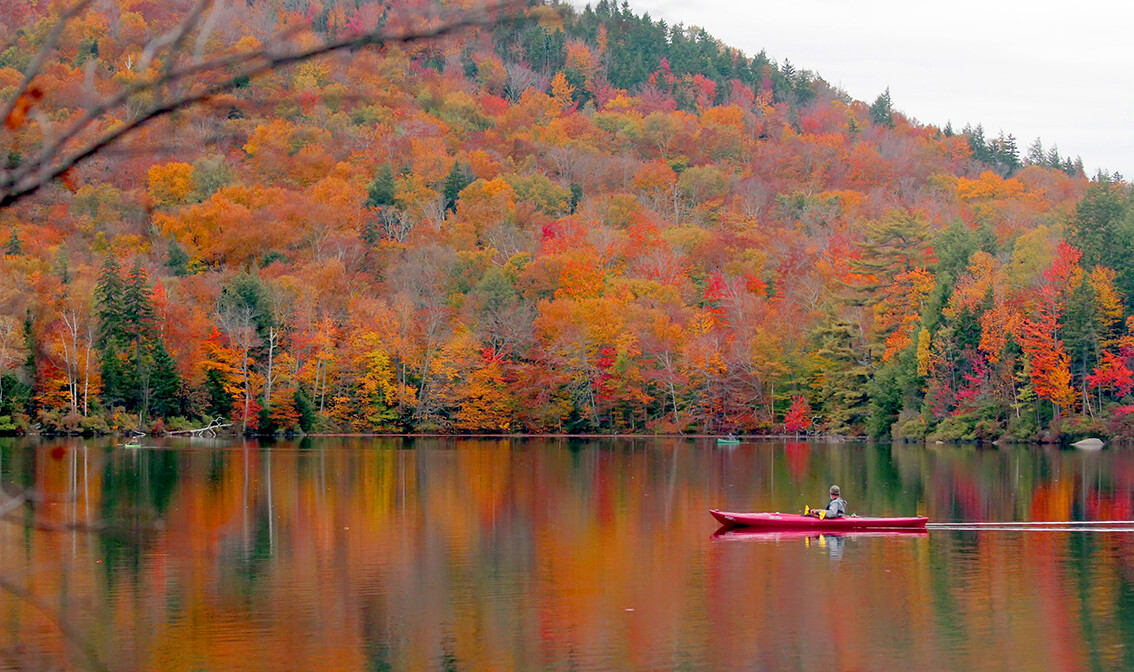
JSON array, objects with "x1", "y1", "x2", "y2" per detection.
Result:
[{"x1": 709, "y1": 509, "x2": 928, "y2": 530}]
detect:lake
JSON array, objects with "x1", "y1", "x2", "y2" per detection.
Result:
[{"x1": 1, "y1": 437, "x2": 1132, "y2": 671}]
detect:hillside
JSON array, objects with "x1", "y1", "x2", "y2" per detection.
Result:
[{"x1": 1, "y1": 0, "x2": 1132, "y2": 441}]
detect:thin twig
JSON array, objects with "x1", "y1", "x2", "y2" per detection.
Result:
[{"x1": 141, "y1": 0, "x2": 213, "y2": 75}]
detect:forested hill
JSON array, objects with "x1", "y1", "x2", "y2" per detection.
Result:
[{"x1": 1, "y1": 0, "x2": 1132, "y2": 441}]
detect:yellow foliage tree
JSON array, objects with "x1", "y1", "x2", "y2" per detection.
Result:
[
  {"x1": 551, "y1": 71, "x2": 574, "y2": 109},
  {"x1": 147, "y1": 162, "x2": 194, "y2": 206}
]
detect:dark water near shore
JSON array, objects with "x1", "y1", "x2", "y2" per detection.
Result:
[{"x1": 2, "y1": 437, "x2": 1133, "y2": 671}]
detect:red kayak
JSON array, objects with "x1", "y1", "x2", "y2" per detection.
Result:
[{"x1": 709, "y1": 509, "x2": 928, "y2": 530}]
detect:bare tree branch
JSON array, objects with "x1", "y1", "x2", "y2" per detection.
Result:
[{"x1": 0, "y1": 0, "x2": 526, "y2": 209}]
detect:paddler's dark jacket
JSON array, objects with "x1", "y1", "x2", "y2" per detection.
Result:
[{"x1": 824, "y1": 497, "x2": 847, "y2": 518}]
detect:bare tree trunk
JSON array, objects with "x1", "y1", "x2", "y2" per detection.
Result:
[
  {"x1": 241, "y1": 347, "x2": 250, "y2": 433},
  {"x1": 264, "y1": 326, "x2": 277, "y2": 419},
  {"x1": 317, "y1": 358, "x2": 327, "y2": 412},
  {"x1": 82, "y1": 332, "x2": 91, "y2": 416},
  {"x1": 59, "y1": 310, "x2": 82, "y2": 414}
]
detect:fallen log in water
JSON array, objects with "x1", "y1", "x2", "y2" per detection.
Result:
[{"x1": 166, "y1": 419, "x2": 232, "y2": 437}]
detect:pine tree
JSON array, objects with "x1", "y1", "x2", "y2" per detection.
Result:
[
  {"x1": 100, "y1": 342, "x2": 127, "y2": 409},
  {"x1": 869, "y1": 88, "x2": 894, "y2": 128},
  {"x1": 95, "y1": 256, "x2": 126, "y2": 347},
  {"x1": 3, "y1": 228, "x2": 20, "y2": 256},
  {"x1": 366, "y1": 164, "x2": 397, "y2": 209},
  {"x1": 166, "y1": 240, "x2": 190, "y2": 276},
  {"x1": 295, "y1": 387, "x2": 316, "y2": 433},
  {"x1": 149, "y1": 340, "x2": 182, "y2": 418},
  {"x1": 852, "y1": 210, "x2": 933, "y2": 287},
  {"x1": 123, "y1": 262, "x2": 156, "y2": 345},
  {"x1": 361, "y1": 217, "x2": 382, "y2": 247},
  {"x1": 442, "y1": 161, "x2": 474, "y2": 212},
  {"x1": 991, "y1": 132, "x2": 1019, "y2": 176},
  {"x1": 1046, "y1": 144, "x2": 1062, "y2": 169},
  {"x1": 569, "y1": 182, "x2": 583, "y2": 213},
  {"x1": 97, "y1": 260, "x2": 160, "y2": 414}
]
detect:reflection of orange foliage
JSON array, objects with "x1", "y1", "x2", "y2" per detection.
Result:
[
  {"x1": 7, "y1": 440, "x2": 1134, "y2": 670},
  {"x1": 1029, "y1": 478, "x2": 1075, "y2": 521}
]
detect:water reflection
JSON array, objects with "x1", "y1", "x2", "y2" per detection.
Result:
[{"x1": 0, "y1": 438, "x2": 1132, "y2": 671}]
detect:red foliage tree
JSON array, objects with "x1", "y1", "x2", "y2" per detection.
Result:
[{"x1": 783, "y1": 395, "x2": 813, "y2": 435}]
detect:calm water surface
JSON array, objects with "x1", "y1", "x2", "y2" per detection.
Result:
[{"x1": 1, "y1": 437, "x2": 1133, "y2": 671}]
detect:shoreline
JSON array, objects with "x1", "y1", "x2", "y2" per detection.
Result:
[{"x1": 7, "y1": 431, "x2": 1122, "y2": 446}]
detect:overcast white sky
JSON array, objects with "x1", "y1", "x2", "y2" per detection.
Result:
[{"x1": 599, "y1": 0, "x2": 1134, "y2": 179}]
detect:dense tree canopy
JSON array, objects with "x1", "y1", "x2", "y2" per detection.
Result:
[{"x1": 0, "y1": 0, "x2": 1129, "y2": 441}]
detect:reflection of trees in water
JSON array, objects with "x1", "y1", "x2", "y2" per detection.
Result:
[{"x1": 2, "y1": 439, "x2": 1134, "y2": 670}]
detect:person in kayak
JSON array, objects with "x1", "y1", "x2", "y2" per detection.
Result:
[{"x1": 806, "y1": 485, "x2": 847, "y2": 519}]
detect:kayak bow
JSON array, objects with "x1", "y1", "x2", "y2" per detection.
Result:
[{"x1": 709, "y1": 509, "x2": 928, "y2": 530}]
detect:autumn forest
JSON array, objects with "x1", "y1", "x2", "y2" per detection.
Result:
[{"x1": 2, "y1": 0, "x2": 1134, "y2": 441}]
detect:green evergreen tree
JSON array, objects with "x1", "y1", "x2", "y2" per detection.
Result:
[
  {"x1": 869, "y1": 88, "x2": 894, "y2": 128},
  {"x1": 851, "y1": 210, "x2": 933, "y2": 295},
  {"x1": 3, "y1": 228, "x2": 20, "y2": 256},
  {"x1": 123, "y1": 262, "x2": 156, "y2": 345},
  {"x1": 97, "y1": 260, "x2": 161, "y2": 415},
  {"x1": 365, "y1": 164, "x2": 397, "y2": 209},
  {"x1": 205, "y1": 368, "x2": 234, "y2": 418},
  {"x1": 1069, "y1": 176, "x2": 1127, "y2": 269},
  {"x1": 568, "y1": 182, "x2": 583, "y2": 213},
  {"x1": 149, "y1": 340, "x2": 182, "y2": 419},
  {"x1": 100, "y1": 343, "x2": 127, "y2": 410},
  {"x1": 1069, "y1": 176, "x2": 1134, "y2": 303},
  {"x1": 295, "y1": 387, "x2": 316, "y2": 433},
  {"x1": 1045, "y1": 144, "x2": 1062, "y2": 169},
  {"x1": 0, "y1": 374, "x2": 31, "y2": 417},
  {"x1": 96, "y1": 257, "x2": 130, "y2": 409},
  {"x1": 166, "y1": 240, "x2": 190, "y2": 276},
  {"x1": 95, "y1": 256, "x2": 126, "y2": 347},
  {"x1": 442, "y1": 161, "x2": 474, "y2": 212},
  {"x1": 990, "y1": 131, "x2": 1020, "y2": 176},
  {"x1": 361, "y1": 217, "x2": 382, "y2": 247},
  {"x1": 866, "y1": 348, "x2": 920, "y2": 439}
]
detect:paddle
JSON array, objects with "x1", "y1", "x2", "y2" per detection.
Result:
[{"x1": 802, "y1": 505, "x2": 826, "y2": 519}]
